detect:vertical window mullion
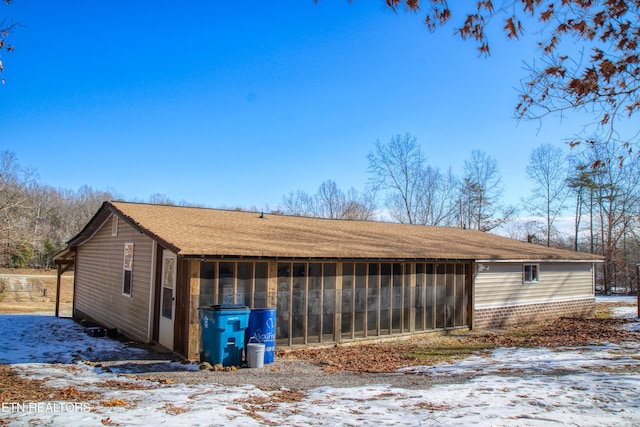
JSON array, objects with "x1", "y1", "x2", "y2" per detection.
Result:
[
  {"x1": 400, "y1": 264, "x2": 405, "y2": 333},
  {"x1": 288, "y1": 263, "x2": 293, "y2": 347},
  {"x1": 388, "y1": 265, "x2": 394, "y2": 334},
  {"x1": 376, "y1": 263, "x2": 381, "y2": 336},
  {"x1": 319, "y1": 263, "x2": 324, "y2": 343},
  {"x1": 452, "y1": 265, "x2": 457, "y2": 327},
  {"x1": 233, "y1": 262, "x2": 238, "y2": 304},
  {"x1": 250, "y1": 262, "x2": 255, "y2": 308},
  {"x1": 304, "y1": 263, "x2": 309, "y2": 345},
  {"x1": 422, "y1": 263, "x2": 427, "y2": 330},
  {"x1": 213, "y1": 262, "x2": 219, "y2": 305},
  {"x1": 350, "y1": 267, "x2": 355, "y2": 340},
  {"x1": 364, "y1": 264, "x2": 369, "y2": 338},
  {"x1": 404, "y1": 263, "x2": 409, "y2": 332}
]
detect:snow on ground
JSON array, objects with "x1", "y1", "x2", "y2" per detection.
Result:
[{"x1": 1, "y1": 300, "x2": 639, "y2": 426}]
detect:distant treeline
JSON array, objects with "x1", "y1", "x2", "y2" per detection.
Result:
[
  {"x1": 0, "y1": 151, "x2": 115, "y2": 268},
  {"x1": 2, "y1": 139, "x2": 639, "y2": 295}
]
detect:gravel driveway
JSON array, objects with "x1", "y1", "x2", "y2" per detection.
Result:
[{"x1": 115, "y1": 358, "x2": 477, "y2": 391}]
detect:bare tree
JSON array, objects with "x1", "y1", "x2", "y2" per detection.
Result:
[
  {"x1": 316, "y1": 180, "x2": 346, "y2": 219},
  {"x1": 0, "y1": 151, "x2": 35, "y2": 215},
  {"x1": 67, "y1": 185, "x2": 114, "y2": 234},
  {"x1": 0, "y1": 152, "x2": 117, "y2": 267},
  {"x1": 459, "y1": 150, "x2": 511, "y2": 231},
  {"x1": 316, "y1": 182, "x2": 376, "y2": 220},
  {"x1": 27, "y1": 184, "x2": 65, "y2": 268},
  {"x1": 568, "y1": 142, "x2": 640, "y2": 292},
  {"x1": 281, "y1": 180, "x2": 376, "y2": 220},
  {"x1": 368, "y1": 134, "x2": 463, "y2": 226},
  {"x1": 415, "y1": 166, "x2": 459, "y2": 226},
  {"x1": 0, "y1": 151, "x2": 36, "y2": 266},
  {"x1": 367, "y1": 134, "x2": 426, "y2": 224},
  {"x1": 524, "y1": 144, "x2": 570, "y2": 246},
  {"x1": 147, "y1": 193, "x2": 176, "y2": 206},
  {"x1": 341, "y1": 187, "x2": 377, "y2": 220},
  {"x1": 281, "y1": 189, "x2": 317, "y2": 218},
  {"x1": 591, "y1": 145, "x2": 640, "y2": 293}
]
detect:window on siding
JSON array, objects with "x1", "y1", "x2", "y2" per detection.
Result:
[
  {"x1": 112, "y1": 215, "x2": 118, "y2": 236},
  {"x1": 523, "y1": 264, "x2": 539, "y2": 283},
  {"x1": 122, "y1": 243, "x2": 134, "y2": 295}
]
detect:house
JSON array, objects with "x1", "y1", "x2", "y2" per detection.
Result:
[{"x1": 55, "y1": 201, "x2": 601, "y2": 360}]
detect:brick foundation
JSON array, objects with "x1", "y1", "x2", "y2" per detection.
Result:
[{"x1": 473, "y1": 298, "x2": 596, "y2": 330}]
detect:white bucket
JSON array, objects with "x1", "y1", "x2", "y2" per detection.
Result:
[{"x1": 247, "y1": 342, "x2": 265, "y2": 368}]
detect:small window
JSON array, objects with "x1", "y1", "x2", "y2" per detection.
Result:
[
  {"x1": 523, "y1": 264, "x2": 539, "y2": 283},
  {"x1": 123, "y1": 243, "x2": 134, "y2": 295},
  {"x1": 161, "y1": 288, "x2": 173, "y2": 319},
  {"x1": 123, "y1": 270, "x2": 132, "y2": 295},
  {"x1": 112, "y1": 215, "x2": 118, "y2": 236}
]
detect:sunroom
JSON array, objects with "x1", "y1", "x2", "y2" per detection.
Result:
[{"x1": 197, "y1": 259, "x2": 470, "y2": 348}]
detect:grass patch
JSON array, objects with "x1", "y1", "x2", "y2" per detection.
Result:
[
  {"x1": 503, "y1": 331, "x2": 532, "y2": 338},
  {"x1": 595, "y1": 306, "x2": 613, "y2": 319},
  {"x1": 408, "y1": 342, "x2": 490, "y2": 365},
  {"x1": 596, "y1": 300, "x2": 636, "y2": 319}
]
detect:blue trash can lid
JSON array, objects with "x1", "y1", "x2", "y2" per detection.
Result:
[{"x1": 205, "y1": 304, "x2": 248, "y2": 310}]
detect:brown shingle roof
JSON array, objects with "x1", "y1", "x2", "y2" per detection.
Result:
[{"x1": 74, "y1": 201, "x2": 601, "y2": 262}]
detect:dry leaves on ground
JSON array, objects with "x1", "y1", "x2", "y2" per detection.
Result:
[
  {"x1": 279, "y1": 343, "x2": 419, "y2": 373},
  {"x1": 0, "y1": 365, "x2": 101, "y2": 404},
  {"x1": 472, "y1": 317, "x2": 636, "y2": 348},
  {"x1": 280, "y1": 317, "x2": 638, "y2": 374},
  {"x1": 236, "y1": 389, "x2": 307, "y2": 426}
]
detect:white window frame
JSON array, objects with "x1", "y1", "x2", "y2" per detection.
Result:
[
  {"x1": 123, "y1": 242, "x2": 134, "y2": 296},
  {"x1": 523, "y1": 264, "x2": 539, "y2": 284}
]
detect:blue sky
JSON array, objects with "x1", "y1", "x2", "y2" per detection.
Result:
[{"x1": 1, "y1": 1, "x2": 586, "y2": 212}]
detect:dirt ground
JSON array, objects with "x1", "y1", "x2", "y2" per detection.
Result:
[{"x1": 0, "y1": 268, "x2": 74, "y2": 315}]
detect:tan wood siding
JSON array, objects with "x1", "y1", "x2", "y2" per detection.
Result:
[
  {"x1": 188, "y1": 260, "x2": 201, "y2": 360},
  {"x1": 474, "y1": 262, "x2": 594, "y2": 309},
  {"x1": 74, "y1": 215, "x2": 154, "y2": 343}
]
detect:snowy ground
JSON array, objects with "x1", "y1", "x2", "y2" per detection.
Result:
[{"x1": 1, "y1": 297, "x2": 639, "y2": 426}]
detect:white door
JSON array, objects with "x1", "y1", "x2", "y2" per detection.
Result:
[{"x1": 158, "y1": 250, "x2": 177, "y2": 349}]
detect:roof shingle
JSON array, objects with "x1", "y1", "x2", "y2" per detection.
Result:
[{"x1": 78, "y1": 201, "x2": 601, "y2": 262}]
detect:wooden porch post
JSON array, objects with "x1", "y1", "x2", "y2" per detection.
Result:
[
  {"x1": 54, "y1": 259, "x2": 74, "y2": 317},
  {"x1": 55, "y1": 263, "x2": 62, "y2": 318}
]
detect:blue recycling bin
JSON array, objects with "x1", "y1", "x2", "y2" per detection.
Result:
[
  {"x1": 199, "y1": 304, "x2": 250, "y2": 367},
  {"x1": 245, "y1": 308, "x2": 276, "y2": 364}
]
